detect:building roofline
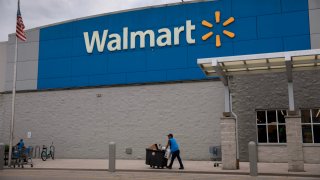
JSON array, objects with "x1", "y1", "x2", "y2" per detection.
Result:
[{"x1": 0, "y1": 79, "x2": 218, "y2": 94}]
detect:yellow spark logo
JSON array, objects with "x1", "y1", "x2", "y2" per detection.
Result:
[{"x1": 201, "y1": 11, "x2": 235, "y2": 48}]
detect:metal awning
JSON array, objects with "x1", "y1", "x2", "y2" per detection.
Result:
[
  {"x1": 198, "y1": 49, "x2": 320, "y2": 112},
  {"x1": 198, "y1": 49, "x2": 320, "y2": 81}
]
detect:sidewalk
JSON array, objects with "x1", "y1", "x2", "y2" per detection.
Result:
[{"x1": 7, "y1": 159, "x2": 320, "y2": 178}]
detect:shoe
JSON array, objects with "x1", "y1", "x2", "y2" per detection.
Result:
[
  {"x1": 167, "y1": 166, "x2": 172, "y2": 169},
  {"x1": 179, "y1": 167, "x2": 184, "y2": 170}
]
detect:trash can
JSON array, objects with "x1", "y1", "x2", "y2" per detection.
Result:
[{"x1": 145, "y1": 149, "x2": 167, "y2": 169}]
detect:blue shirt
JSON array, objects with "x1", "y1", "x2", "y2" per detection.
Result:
[
  {"x1": 169, "y1": 138, "x2": 179, "y2": 152},
  {"x1": 18, "y1": 140, "x2": 24, "y2": 150}
]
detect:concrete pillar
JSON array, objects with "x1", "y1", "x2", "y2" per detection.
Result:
[
  {"x1": 109, "y1": 142, "x2": 116, "y2": 172},
  {"x1": 248, "y1": 141, "x2": 258, "y2": 176},
  {"x1": 220, "y1": 114, "x2": 237, "y2": 170},
  {"x1": 286, "y1": 112, "x2": 304, "y2": 172},
  {"x1": 0, "y1": 143, "x2": 4, "y2": 170}
]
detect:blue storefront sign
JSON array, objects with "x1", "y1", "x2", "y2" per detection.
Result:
[{"x1": 38, "y1": 0, "x2": 310, "y2": 89}]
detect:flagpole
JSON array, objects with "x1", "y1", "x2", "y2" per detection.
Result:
[{"x1": 8, "y1": 21, "x2": 19, "y2": 169}]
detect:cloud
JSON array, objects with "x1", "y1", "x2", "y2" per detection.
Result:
[{"x1": 0, "y1": 0, "x2": 190, "y2": 41}]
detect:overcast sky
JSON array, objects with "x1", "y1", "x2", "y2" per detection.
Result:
[{"x1": 0, "y1": 0, "x2": 192, "y2": 42}]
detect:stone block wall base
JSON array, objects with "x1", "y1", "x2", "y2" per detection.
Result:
[
  {"x1": 288, "y1": 162, "x2": 305, "y2": 172},
  {"x1": 220, "y1": 116, "x2": 237, "y2": 170},
  {"x1": 222, "y1": 165, "x2": 237, "y2": 170},
  {"x1": 286, "y1": 115, "x2": 304, "y2": 172}
]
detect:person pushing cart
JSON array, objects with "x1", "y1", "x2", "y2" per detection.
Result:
[{"x1": 165, "y1": 133, "x2": 184, "y2": 170}]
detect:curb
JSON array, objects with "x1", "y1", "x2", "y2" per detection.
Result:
[{"x1": 3, "y1": 168, "x2": 320, "y2": 178}]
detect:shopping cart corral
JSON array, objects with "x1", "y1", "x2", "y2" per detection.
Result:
[
  {"x1": 209, "y1": 146, "x2": 221, "y2": 167},
  {"x1": 11, "y1": 146, "x2": 33, "y2": 168}
]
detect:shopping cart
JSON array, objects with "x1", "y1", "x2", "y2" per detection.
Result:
[
  {"x1": 11, "y1": 146, "x2": 33, "y2": 168},
  {"x1": 209, "y1": 146, "x2": 221, "y2": 167}
]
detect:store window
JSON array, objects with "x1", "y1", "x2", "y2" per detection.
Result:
[
  {"x1": 301, "y1": 109, "x2": 320, "y2": 143},
  {"x1": 256, "y1": 110, "x2": 287, "y2": 143}
]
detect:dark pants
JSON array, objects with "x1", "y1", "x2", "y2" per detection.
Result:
[{"x1": 168, "y1": 150, "x2": 184, "y2": 168}]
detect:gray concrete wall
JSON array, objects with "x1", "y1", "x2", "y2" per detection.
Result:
[
  {"x1": 309, "y1": 0, "x2": 320, "y2": 49},
  {"x1": 0, "y1": 42, "x2": 7, "y2": 93},
  {"x1": 5, "y1": 29, "x2": 39, "y2": 91},
  {"x1": 258, "y1": 145, "x2": 320, "y2": 163},
  {"x1": 230, "y1": 70, "x2": 320, "y2": 162},
  {"x1": 303, "y1": 146, "x2": 320, "y2": 163},
  {"x1": 0, "y1": 81, "x2": 224, "y2": 160},
  {"x1": 258, "y1": 145, "x2": 287, "y2": 163}
]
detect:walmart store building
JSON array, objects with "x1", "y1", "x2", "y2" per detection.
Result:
[{"x1": 0, "y1": 0, "x2": 320, "y2": 170}]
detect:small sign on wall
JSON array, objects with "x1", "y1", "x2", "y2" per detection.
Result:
[{"x1": 27, "y1": 131, "x2": 31, "y2": 139}]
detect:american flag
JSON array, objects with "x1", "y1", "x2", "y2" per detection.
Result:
[{"x1": 16, "y1": 0, "x2": 26, "y2": 41}]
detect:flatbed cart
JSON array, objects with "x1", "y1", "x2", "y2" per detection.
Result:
[
  {"x1": 209, "y1": 146, "x2": 222, "y2": 167},
  {"x1": 11, "y1": 146, "x2": 33, "y2": 168},
  {"x1": 145, "y1": 149, "x2": 168, "y2": 169}
]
